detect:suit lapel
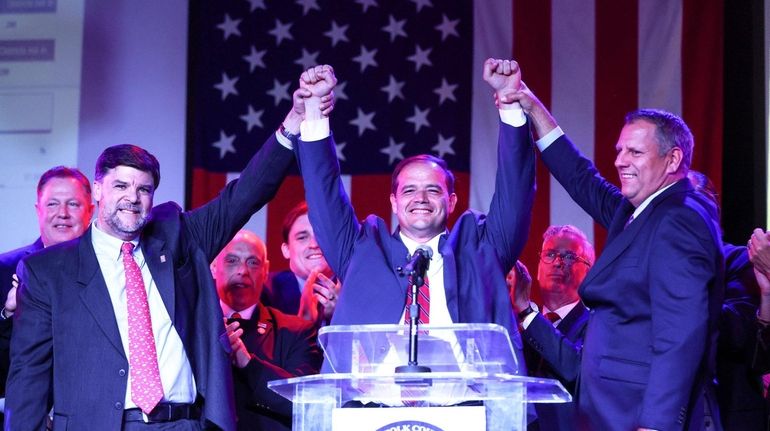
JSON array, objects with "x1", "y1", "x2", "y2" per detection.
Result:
[
  {"x1": 249, "y1": 305, "x2": 275, "y2": 359},
  {"x1": 142, "y1": 235, "x2": 175, "y2": 320},
  {"x1": 76, "y1": 230, "x2": 126, "y2": 358},
  {"x1": 439, "y1": 233, "x2": 459, "y2": 322},
  {"x1": 389, "y1": 229, "x2": 411, "y2": 297}
]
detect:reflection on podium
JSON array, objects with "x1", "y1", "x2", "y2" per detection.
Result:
[{"x1": 269, "y1": 324, "x2": 570, "y2": 431}]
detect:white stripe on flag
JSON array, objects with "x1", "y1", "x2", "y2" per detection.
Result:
[
  {"x1": 550, "y1": 0, "x2": 597, "y2": 242},
  {"x1": 470, "y1": 0, "x2": 513, "y2": 213},
  {"x1": 638, "y1": 0, "x2": 682, "y2": 114}
]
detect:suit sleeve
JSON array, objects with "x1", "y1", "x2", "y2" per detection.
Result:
[
  {"x1": 236, "y1": 321, "x2": 322, "y2": 418},
  {"x1": 637, "y1": 208, "x2": 720, "y2": 429},
  {"x1": 540, "y1": 135, "x2": 624, "y2": 229},
  {"x1": 183, "y1": 135, "x2": 295, "y2": 261},
  {"x1": 481, "y1": 120, "x2": 536, "y2": 271},
  {"x1": 523, "y1": 314, "x2": 584, "y2": 383},
  {"x1": 6, "y1": 261, "x2": 52, "y2": 431},
  {"x1": 294, "y1": 135, "x2": 359, "y2": 280}
]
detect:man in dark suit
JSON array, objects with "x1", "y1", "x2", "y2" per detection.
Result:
[
  {"x1": 0, "y1": 166, "x2": 93, "y2": 422},
  {"x1": 509, "y1": 225, "x2": 593, "y2": 431},
  {"x1": 214, "y1": 230, "x2": 322, "y2": 430},
  {"x1": 6, "y1": 74, "x2": 333, "y2": 429},
  {"x1": 262, "y1": 201, "x2": 339, "y2": 325},
  {"x1": 294, "y1": 60, "x2": 534, "y2": 374},
  {"x1": 506, "y1": 80, "x2": 723, "y2": 429}
]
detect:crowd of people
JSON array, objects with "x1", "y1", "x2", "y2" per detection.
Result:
[{"x1": 0, "y1": 60, "x2": 767, "y2": 431}]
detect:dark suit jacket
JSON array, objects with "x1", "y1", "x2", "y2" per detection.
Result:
[
  {"x1": 230, "y1": 304, "x2": 322, "y2": 430},
  {"x1": 522, "y1": 302, "x2": 589, "y2": 431},
  {"x1": 295, "y1": 121, "x2": 535, "y2": 375},
  {"x1": 542, "y1": 135, "x2": 724, "y2": 431},
  {"x1": 717, "y1": 244, "x2": 767, "y2": 430},
  {"x1": 261, "y1": 271, "x2": 302, "y2": 316},
  {"x1": 6, "y1": 136, "x2": 294, "y2": 431}
]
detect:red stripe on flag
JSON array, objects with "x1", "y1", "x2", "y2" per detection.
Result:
[
  {"x1": 594, "y1": 0, "x2": 639, "y2": 251},
  {"x1": 265, "y1": 175, "x2": 306, "y2": 273},
  {"x1": 350, "y1": 175, "x2": 393, "y2": 230},
  {"x1": 514, "y1": 0, "x2": 552, "y2": 285},
  {"x1": 682, "y1": 0, "x2": 724, "y2": 197},
  {"x1": 450, "y1": 172, "x2": 470, "y2": 230},
  {"x1": 191, "y1": 168, "x2": 227, "y2": 210}
]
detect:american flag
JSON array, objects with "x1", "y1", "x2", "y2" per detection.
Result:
[{"x1": 187, "y1": 0, "x2": 723, "y2": 275}]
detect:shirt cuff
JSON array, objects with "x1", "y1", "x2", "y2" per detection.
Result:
[
  {"x1": 300, "y1": 117, "x2": 331, "y2": 141},
  {"x1": 499, "y1": 106, "x2": 526, "y2": 128},
  {"x1": 275, "y1": 131, "x2": 293, "y2": 150},
  {"x1": 535, "y1": 126, "x2": 565, "y2": 152},
  {"x1": 521, "y1": 302, "x2": 540, "y2": 329}
]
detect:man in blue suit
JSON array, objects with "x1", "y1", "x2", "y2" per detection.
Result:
[
  {"x1": 293, "y1": 59, "x2": 534, "y2": 374},
  {"x1": 6, "y1": 74, "x2": 334, "y2": 430},
  {"x1": 505, "y1": 80, "x2": 724, "y2": 430}
]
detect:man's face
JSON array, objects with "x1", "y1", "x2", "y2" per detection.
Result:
[
  {"x1": 389, "y1": 161, "x2": 457, "y2": 242},
  {"x1": 93, "y1": 166, "x2": 154, "y2": 241},
  {"x1": 281, "y1": 214, "x2": 330, "y2": 279},
  {"x1": 537, "y1": 233, "x2": 589, "y2": 304},
  {"x1": 35, "y1": 177, "x2": 94, "y2": 247},
  {"x1": 212, "y1": 233, "x2": 269, "y2": 311},
  {"x1": 614, "y1": 120, "x2": 679, "y2": 207}
]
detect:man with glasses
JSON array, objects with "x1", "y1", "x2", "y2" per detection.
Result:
[
  {"x1": 503, "y1": 76, "x2": 723, "y2": 429},
  {"x1": 509, "y1": 225, "x2": 593, "y2": 431}
]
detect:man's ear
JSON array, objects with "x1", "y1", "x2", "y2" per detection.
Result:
[
  {"x1": 281, "y1": 243, "x2": 290, "y2": 260},
  {"x1": 447, "y1": 193, "x2": 458, "y2": 214},
  {"x1": 667, "y1": 148, "x2": 683, "y2": 174}
]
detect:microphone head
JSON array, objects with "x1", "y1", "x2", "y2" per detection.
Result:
[{"x1": 415, "y1": 245, "x2": 433, "y2": 259}]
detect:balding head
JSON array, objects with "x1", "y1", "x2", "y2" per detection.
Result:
[{"x1": 211, "y1": 230, "x2": 270, "y2": 312}]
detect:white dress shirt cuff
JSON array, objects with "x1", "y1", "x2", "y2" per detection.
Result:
[
  {"x1": 521, "y1": 302, "x2": 540, "y2": 329},
  {"x1": 275, "y1": 131, "x2": 293, "y2": 150},
  {"x1": 535, "y1": 126, "x2": 565, "y2": 152},
  {"x1": 300, "y1": 117, "x2": 331, "y2": 141},
  {"x1": 499, "y1": 106, "x2": 526, "y2": 128}
]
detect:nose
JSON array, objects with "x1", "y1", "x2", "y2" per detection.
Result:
[
  {"x1": 56, "y1": 204, "x2": 71, "y2": 218},
  {"x1": 415, "y1": 189, "x2": 429, "y2": 202},
  {"x1": 614, "y1": 150, "x2": 628, "y2": 169}
]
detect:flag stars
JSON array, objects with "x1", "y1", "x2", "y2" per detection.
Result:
[
  {"x1": 243, "y1": 46, "x2": 266, "y2": 72},
  {"x1": 406, "y1": 106, "x2": 431, "y2": 133},
  {"x1": 407, "y1": 45, "x2": 432, "y2": 72},
  {"x1": 431, "y1": 134, "x2": 455, "y2": 158},
  {"x1": 335, "y1": 81, "x2": 349, "y2": 101},
  {"x1": 335, "y1": 142, "x2": 347, "y2": 161},
  {"x1": 355, "y1": 0, "x2": 378, "y2": 13},
  {"x1": 214, "y1": 72, "x2": 239, "y2": 100},
  {"x1": 295, "y1": 48, "x2": 320, "y2": 70},
  {"x1": 381, "y1": 75, "x2": 405, "y2": 102},
  {"x1": 295, "y1": 0, "x2": 320, "y2": 15},
  {"x1": 349, "y1": 108, "x2": 376, "y2": 136},
  {"x1": 382, "y1": 15, "x2": 407, "y2": 42},
  {"x1": 217, "y1": 14, "x2": 241, "y2": 40},
  {"x1": 381, "y1": 138, "x2": 405, "y2": 164},
  {"x1": 269, "y1": 19, "x2": 294, "y2": 46},
  {"x1": 435, "y1": 14, "x2": 460, "y2": 41},
  {"x1": 324, "y1": 21, "x2": 349, "y2": 47},
  {"x1": 352, "y1": 45, "x2": 379, "y2": 72},
  {"x1": 433, "y1": 78, "x2": 457, "y2": 104},
  {"x1": 212, "y1": 131, "x2": 237, "y2": 159},
  {"x1": 245, "y1": 0, "x2": 266, "y2": 12},
  {"x1": 410, "y1": 0, "x2": 432, "y2": 13},
  {"x1": 266, "y1": 79, "x2": 291, "y2": 105},
  {"x1": 240, "y1": 105, "x2": 264, "y2": 132}
]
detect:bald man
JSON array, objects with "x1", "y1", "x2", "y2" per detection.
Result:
[{"x1": 212, "y1": 230, "x2": 322, "y2": 431}]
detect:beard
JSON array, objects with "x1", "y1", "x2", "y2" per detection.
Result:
[{"x1": 103, "y1": 202, "x2": 149, "y2": 237}]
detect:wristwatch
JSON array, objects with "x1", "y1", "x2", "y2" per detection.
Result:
[
  {"x1": 517, "y1": 304, "x2": 536, "y2": 321},
  {"x1": 278, "y1": 123, "x2": 299, "y2": 141}
]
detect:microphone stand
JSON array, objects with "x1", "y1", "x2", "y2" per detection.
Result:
[{"x1": 396, "y1": 254, "x2": 431, "y2": 374}]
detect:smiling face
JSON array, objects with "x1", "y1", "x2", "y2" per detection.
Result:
[
  {"x1": 614, "y1": 120, "x2": 682, "y2": 207},
  {"x1": 281, "y1": 214, "x2": 330, "y2": 279},
  {"x1": 93, "y1": 165, "x2": 154, "y2": 241},
  {"x1": 212, "y1": 231, "x2": 269, "y2": 312},
  {"x1": 389, "y1": 161, "x2": 457, "y2": 243},
  {"x1": 35, "y1": 176, "x2": 94, "y2": 247}
]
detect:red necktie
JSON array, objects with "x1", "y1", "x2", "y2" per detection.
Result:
[
  {"x1": 404, "y1": 275, "x2": 430, "y2": 325},
  {"x1": 122, "y1": 242, "x2": 163, "y2": 414},
  {"x1": 545, "y1": 312, "x2": 561, "y2": 324}
]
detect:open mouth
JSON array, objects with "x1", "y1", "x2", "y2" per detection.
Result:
[{"x1": 305, "y1": 252, "x2": 324, "y2": 260}]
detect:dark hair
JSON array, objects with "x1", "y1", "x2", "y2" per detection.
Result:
[
  {"x1": 687, "y1": 170, "x2": 720, "y2": 214},
  {"x1": 282, "y1": 201, "x2": 309, "y2": 243},
  {"x1": 37, "y1": 166, "x2": 91, "y2": 198},
  {"x1": 624, "y1": 109, "x2": 693, "y2": 172},
  {"x1": 94, "y1": 144, "x2": 160, "y2": 188},
  {"x1": 391, "y1": 154, "x2": 455, "y2": 194}
]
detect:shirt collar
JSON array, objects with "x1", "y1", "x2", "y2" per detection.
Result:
[
  {"x1": 398, "y1": 231, "x2": 445, "y2": 257},
  {"x1": 543, "y1": 300, "x2": 580, "y2": 320},
  {"x1": 91, "y1": 222, "x2": 140, "y2": 261},
  {"x1": 631, "y1": 181, "x2": 678, "y2": 220},
  {"x1": 219, "y1": 300, "x2": 258, "y2": 320}
]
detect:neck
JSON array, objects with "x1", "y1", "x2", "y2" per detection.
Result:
[{"x1": 542, "y1": 295, "x2": 578, "y2": 312}]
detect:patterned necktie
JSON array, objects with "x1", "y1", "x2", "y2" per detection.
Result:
[
  {"x1": 121, "y1": 242, "x2": 163, "y2": 414},
  {"x1": 404, "y1": 275, "x2": 430, "y2": 325}
]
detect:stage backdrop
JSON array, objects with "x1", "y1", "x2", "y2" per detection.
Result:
[{"x1": 187, "y1": 0, "x2": 723, "y2": 275}]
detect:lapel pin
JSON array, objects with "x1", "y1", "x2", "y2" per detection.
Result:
[
  {"x1": 160, "y1": 255, "x2": 166, "y2": 263},
  {"x1": 257, "y1": 322, "x2": 268, "y2": 335}
]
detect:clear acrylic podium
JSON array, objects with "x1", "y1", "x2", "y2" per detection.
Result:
[{"x1": 268, "y1": 323, "x2": 570, "y2": 431}]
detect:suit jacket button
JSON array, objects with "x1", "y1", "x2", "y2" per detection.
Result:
[
  {"x1": 119, "y1": 369, "x2": 126, "y2": 376},
  {"x1": 115, "y1": 402, "x2": 123, "y2": 410}
]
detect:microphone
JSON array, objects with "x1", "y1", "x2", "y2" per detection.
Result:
[{"x1": 403, "y1": 245, "x2": 433, "y2": 282}]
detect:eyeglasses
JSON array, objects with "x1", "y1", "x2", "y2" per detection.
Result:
[{"x1": 539, "y1": 249, "x2": 591, "y2": 267}]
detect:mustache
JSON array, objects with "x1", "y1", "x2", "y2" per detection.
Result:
[{"x1": 116, "y1": 203, "x2": 143, "y2": 212}]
